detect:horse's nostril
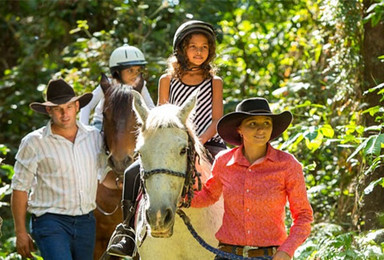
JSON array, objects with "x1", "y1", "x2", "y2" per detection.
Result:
[
  {"x1": 164, "y1": 208, "x2": 174, "y2": 226},
  {"x1": 108, "y1": 156, "x2": 115, "y2": 169},
  {"x1": 124, "y1": 156, "x2": 133, "y2": 166}
]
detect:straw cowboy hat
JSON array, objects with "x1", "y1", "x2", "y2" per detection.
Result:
[
  {"x1": 217, "y1": 97, "x2": 293, "y2": 146},
  {"x1": 30, "y1": 79, "x2": 92, "y2": 115}
]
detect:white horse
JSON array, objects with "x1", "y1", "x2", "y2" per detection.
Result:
[{"x1": 131, "y1": 90, "x2": 224, "y2": 260}]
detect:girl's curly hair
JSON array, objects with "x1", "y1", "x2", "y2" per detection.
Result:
[{"x1": 166, "y1": 32, "x2": 217, "y2": 79}]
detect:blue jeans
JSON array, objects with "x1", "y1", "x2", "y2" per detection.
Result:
[{"x1": 31, "y1": 212, "x2": 96, "y2": 260}]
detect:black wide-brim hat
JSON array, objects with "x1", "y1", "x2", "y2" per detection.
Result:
[
  {"x1": 30, "y1": 79, "x2": 93, "y2": 115},
  {"x1": 217, "y1": 97, "x2": 293, "y2": 146}
]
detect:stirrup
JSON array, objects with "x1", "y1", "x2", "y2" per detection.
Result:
[{"x1": 106, "y1": 225, "x2": 137, "y2": 257}]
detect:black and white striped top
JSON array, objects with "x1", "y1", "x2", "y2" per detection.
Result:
[{"x1": 169, "y1": 78, "x2": 224, "y2": 144}]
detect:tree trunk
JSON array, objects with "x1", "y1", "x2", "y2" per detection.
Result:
[{"x1": 358, "y1": 0, "x2": 384, "y2": 231}]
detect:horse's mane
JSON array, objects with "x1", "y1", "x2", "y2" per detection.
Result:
[
  {"x1": 104, "y1": 84, "x2": 134, "y2": 122},
  {"x1": 140, "y1": 104, "x2": 212, "y2": 175}
]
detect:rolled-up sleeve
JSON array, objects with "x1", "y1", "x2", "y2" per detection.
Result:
[{"x1": 12, "y1": 137, "x2": 37, "y2": 192}]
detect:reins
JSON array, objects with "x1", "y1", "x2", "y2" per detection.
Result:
[
  {"x1": 177, "y1": 209, "x2": 273, "y2": 260},
  {"x1": 96, "y1": 204, "x2": 120, "y2": 216},
  {"x1": 140, "y1": 133, "x2": 202, "y2": 208}
]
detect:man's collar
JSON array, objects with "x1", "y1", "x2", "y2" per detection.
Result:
[{"x1": 43, "y1": 120, "x2": 87, "y2": 139}]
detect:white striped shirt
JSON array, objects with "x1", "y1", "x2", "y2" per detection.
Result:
[
  {"x1": 11, "y1": 121, "x2": 107, "y2": 217},
  {"x1": 169, "y1": 78, "x2": 223, "y2": 143}
]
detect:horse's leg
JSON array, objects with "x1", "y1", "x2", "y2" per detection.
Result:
[{"x1": 94, "y1": 183, "x2": 123, "y2": 260}]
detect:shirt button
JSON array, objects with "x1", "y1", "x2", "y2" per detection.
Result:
[
  {"x1": 247, "y1": 230, "x2": 251, "y2": 234},
  {"x1": 246, "y1": 189, "x2": 250, "y2": 193},
  {"x1": 247, "y1": 208, "x2": 250, "y2": 212},
  {"x1": 248, "y1": 169, "x2": 252, "y2": 172}
]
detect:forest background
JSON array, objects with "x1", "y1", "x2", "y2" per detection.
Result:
[{"x1": 0, "y1": 0, "x2": 384, "y2": 259}]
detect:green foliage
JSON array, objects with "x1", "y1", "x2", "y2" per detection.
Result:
[
  {"x1": 0, "y1": 144, "x2": 15, "y2": 255},
  {"x1": 1, "y1": 0, "x2": 384, "y2": 257},
  {"x1": 345, "y1": 83, "x2": 384, "y2": 196},
  {"x1": 0, "y1": 145, "x2": 12, "y2": 205},
  {"x1": 296, "y1": 224, "x2": 384, "y2": 259},
  {"x1": 364, "y1": 0, "x2": 384, "y2": 26}
]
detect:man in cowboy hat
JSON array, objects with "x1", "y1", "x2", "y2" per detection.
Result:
[
  {"x1": 10, "y1": 79, "x2": 108, "y2": 260},
  {"x1": 191, "y1": 97, "x2": 313, "y2": 260}
]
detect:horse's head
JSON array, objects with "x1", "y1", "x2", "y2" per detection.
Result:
[
  {"x1": 101, "y1": 74, "x2": 138, "y2": 178},
  {"x1": 132, "y1": 90, "x2": 206, "y2": 238}
]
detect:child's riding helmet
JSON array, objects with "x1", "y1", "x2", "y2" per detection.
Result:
[
  {"x1": 109, "y1": 44, "x2": 147, "y2": 80},
  {"x1": 173, "y1": 20, "x2": 215, "y2": 52}
]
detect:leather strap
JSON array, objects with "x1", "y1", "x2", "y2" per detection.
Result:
[{"x1": 218, "y1": 243, "x2": 278, "y2": 257}]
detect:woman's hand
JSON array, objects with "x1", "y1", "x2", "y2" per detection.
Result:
[{"x1": 273, "y1": 251, "x2": 291, "y2": 260}]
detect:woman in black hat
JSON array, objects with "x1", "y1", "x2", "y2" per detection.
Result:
[{"x1": 191, "y1": 97, "x2": 313, "y2": 260}]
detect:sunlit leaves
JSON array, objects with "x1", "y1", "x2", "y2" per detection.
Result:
[
  {"x1": 364, "y1": 1, "x2": 384, "y2": 26},
  {"x1": 346, "y1": 134, "x2": 384, "y2": 162},
  {"x1": 364, "y1": 177, "x2": 384, "y2": 195},
  {"x1": 302, "y1": 124, "x2": 334, "y2": 151}
]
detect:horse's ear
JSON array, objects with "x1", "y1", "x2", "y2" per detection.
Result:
[
  {"x1": 100, "y1": 73, "x2": 110, "y2": 94},
  {"x1": 179, "y1": 90, "x2": 198, "y2": 124},
  {"x1": 132, "y1": 90, "x2": 149, "y2": 129}
]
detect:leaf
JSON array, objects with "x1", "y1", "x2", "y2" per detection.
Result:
[
  {"x1": 364, "y1": 177, "x2": 384, "y2": 195},
  {"x1": 69, "y1": 28, "x2": 81, "y2": 34},
  {"x1": 364, "y1": 125, "x2": 381, "y2": 132},
  {"x1": 363, "y1": 83, "x2": 384, "y2": 95},
  {"x1": 281, "y1": 132, "x2": 302, "y2": 150},
  {"x1": 0, "y1": 184, "x2": 10, "y2": 196},
  {"x1": 364, "y1": 134, "x2": 384, "y2": 156},
  {"x1": 304, "y1": 126, "x2": 318, "y2": 141},
  {"x1": 305, "y1": 132, "x2": 323, "y2": 152},
  {"x1": 320, "y1": 124, "x2": 335, "y2": 138},
  {"x1": 363, "y1": 156, "x2": 382, "y2": 175},
  {"x1": 366, "y1": 3, "x2": 379, "y2": 14},
  {"x1": 347, "y1": 137, "x2": 370, "y2": 162},
  {"x1": 296, "y1": 100, "x2": 312, "y2": 108},
  {"x1": 362, "y1": 106, "x2": 381, "y2": 117}
]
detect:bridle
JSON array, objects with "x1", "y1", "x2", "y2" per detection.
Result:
[{"x1": 140, "y1": 133, "x2": 202, "y2": 208}]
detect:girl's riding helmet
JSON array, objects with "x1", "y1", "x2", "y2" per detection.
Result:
[
  {"x1": 109, "y1": 44, "x2": 147, "y2": 77},
  {"x1": 172, "y1": 20, "x2": 216, "y2": 52}
]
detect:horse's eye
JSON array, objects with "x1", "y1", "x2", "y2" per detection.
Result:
[{"x1": 180, "y1": 147, "x2": 188, "y2": 156}]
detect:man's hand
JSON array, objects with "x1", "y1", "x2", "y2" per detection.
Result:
[{"x1": 16, "y1": 231, "x2": 35, "y2": 258}]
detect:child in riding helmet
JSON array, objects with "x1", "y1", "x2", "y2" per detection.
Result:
[
  {"x1": 105, "y1": 21, "x2": 227, "y2": 259},
  {"x1": 80, "y1": 44, "x2": 155, "y2": 129},
  {"x1": 79, "y1": 44, "x2": 154, "y2": 259},
  {"x1": 158, "y1": 20, "x2": 226, "y2": 158}
]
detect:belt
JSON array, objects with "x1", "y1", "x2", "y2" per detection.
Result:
[{"x1": 218, "y1": 243, "x2": 278, "y2": 257}]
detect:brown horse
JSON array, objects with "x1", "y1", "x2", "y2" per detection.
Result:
[{"x1": 94, "y1": 74, "x2": 140, "y2": 260}]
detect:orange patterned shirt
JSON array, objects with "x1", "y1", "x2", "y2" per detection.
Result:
[{"x1": 191, "y1": 143, "x2": 313, "y2": 257}]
